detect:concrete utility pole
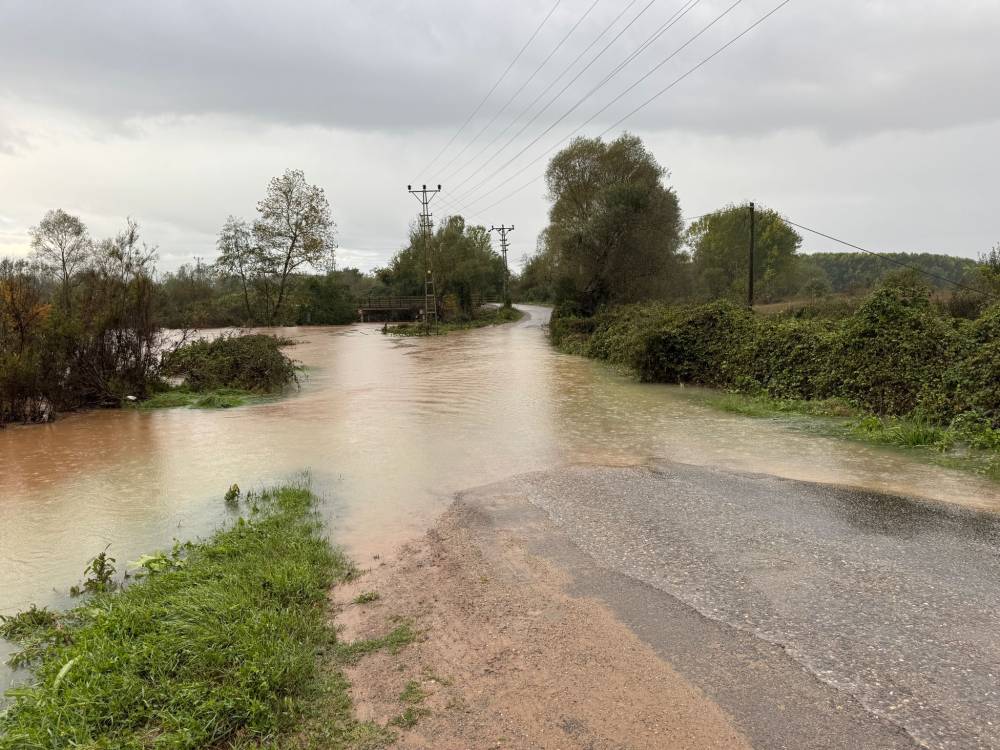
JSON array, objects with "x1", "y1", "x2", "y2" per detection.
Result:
[
  {"x1": 747, "y1": 201, "x2": 756, "y2": 309},
  {"x1": 408, "y1": 184, "x2": 441, "y2": 325},
  {"x1": 489, "y1": 224, "x2": 514, "y2": 306}
]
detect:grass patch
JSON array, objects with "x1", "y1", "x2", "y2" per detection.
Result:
[
  {"x1": 388, "y1": 707, "x2": 429, "y2": 729},
  {"x1": 709, "y1": 392, "x2": 857, "y2": 419},
  {"x1": 0, "y1": 481, "x2": 385, "y2": 749},
  {"x1": 353, "y1": 591, "x2": 380, "y2": 605},
  {"x1": 700, "y1": 390, "x2": 1000, "y2": 481},
  {"x1": 138, "y1": 387, "x2": 261, "y2": 410},
  {"x1": 399, "y1": 680, "x2": 427, "y2": 704},
  {"x1": 335, "y1": 623, "x2": 417, "y2": 665},
  {"x1": 385, "y1": 305, "x2": 524, "y2": 336}
]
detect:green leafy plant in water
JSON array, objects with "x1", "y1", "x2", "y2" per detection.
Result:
[
  {"x1": 69, "y1": 545, "x2": 117, "y2": 597},
  {"x1": 0, "y1": 605, "x2": 73, "y2": 669}
]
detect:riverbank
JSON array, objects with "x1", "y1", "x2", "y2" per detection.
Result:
[
  {"x1": 0, "y1": 481, "x2": 409, "y2": 748},
  {"x1": 330, "y1": 488, "x2": 751, "y2": 749},
  {"x1": 698, "y1": 390, "x2": 1000, "y2": 480},
  {"x1": 549, "y1": 291, "x2": 1000, "y2": 482}
]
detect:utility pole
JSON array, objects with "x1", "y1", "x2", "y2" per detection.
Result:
[
  {"x1": 489, "y1": 224, "x2": 514, "y2": 306},
  {"x1": 408, "y1": 184, "x2": 441, "y2": 326},
  {"x1": 747, "y1": 201, "x2": 755, "y2": 309}
]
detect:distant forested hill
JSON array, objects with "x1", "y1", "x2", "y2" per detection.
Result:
[{"x1": 801, "y1": 252, "x2": 978, "y2": 293}]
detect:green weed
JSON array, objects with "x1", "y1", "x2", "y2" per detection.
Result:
[
  {"x1": 335, "y1": 624, "x2": 417, "y2": 664},
  {"x1": 389, "y1": 707, "x2": 429, "y2": 729},
  {"x1": 139, "y1": 387, "x2": 258, "y2": 410},
  {"x1": 399, "y1": 680, "x2": 428, "y2": 704}
]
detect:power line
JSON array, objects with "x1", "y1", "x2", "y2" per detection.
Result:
[
  {"x1": 489, "y1": 224, "x2": 515, "y2": 304},
  {"x1": 599, "y1": 0, "x2": 791, "y2": 135},
  {"x1": 436, "y1": 0, "x2": 604, "y2": 181},
  {"x1": 446, "y1": 0, "x2": 665, "y2": 197},
  {"x1": 452, "y1": 0, "x2": 708, "y2": 198},
  {"x1": 439, "y1": 0, "x2": 643, "y2": 191},
  {"x1": 451, "y1": 0, "x2": 730, "y2": 206},
  {"x1": 463, "y1": 0, "x2": 790, "y2": 217},
  {"x1": 781, "y1": 217, "x2": 997, "y2": 299},
  {"x1": 417, "y1": 0, "x2": 563, "y2": 178},
  {"x1": 408, "y1": 184, "x2": 442, "y2": 324}
]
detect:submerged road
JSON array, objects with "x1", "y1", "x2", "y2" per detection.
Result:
[{"x1": 463, "y1": 462, "x2": 1000, "y2": 749}]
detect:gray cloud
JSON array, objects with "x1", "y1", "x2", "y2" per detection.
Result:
[
  {"x1": 3, "y1": 1, "x2": 998, "y2": 140},
  {"x1": 1, "y1": 0, "x2": 998, "y2": 274}
]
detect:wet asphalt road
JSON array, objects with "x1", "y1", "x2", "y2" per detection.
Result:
[{"x1": 473, "y1": 462, "x2": 1000, "y2": 749}]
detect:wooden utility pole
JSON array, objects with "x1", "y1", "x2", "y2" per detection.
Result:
[
  {"x1": 747, "y1": 201, "x2": 756, "y2": 309},
  {"x1": 408, "y1": 184, "x2": 441, "y2": 326},
  {"x1": 489, "y1": 224, "x2": 514, "y2": 306}
]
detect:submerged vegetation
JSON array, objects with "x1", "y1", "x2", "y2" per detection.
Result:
[
  {"x1": 384, "y1": 304, "x2": 523, "y2": 336},
  {"x1": 0, "y1": 483, "x2": 343, "y2": 747},
  {"x1": 552, "y1": 278, "x2": 1000, "y2": 477},
  {"x1": 0, "y1": 482, "x2": 426, "y2": 749},
  {"x1": 162, "y1": 333, "x2": 297, "y2": 393},
  {"x1": 131, "y1": 334, "x2": 298, "y2": 410}
]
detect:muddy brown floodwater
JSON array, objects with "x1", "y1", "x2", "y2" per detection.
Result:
[{"x1": 1, "y1": 306, "x2": 998, "y2": 690}]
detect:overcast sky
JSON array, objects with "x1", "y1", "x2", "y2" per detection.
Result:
[{"x1": 1, "y1": 0, "x2": 998, "y2": 273}]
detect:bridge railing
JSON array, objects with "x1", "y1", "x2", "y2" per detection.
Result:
[
  {"x1": 357, "y1": 294, "x2": 502, "y2": 310},
  {"x1": 357, "y1": 296, "x2": 426, "y2": 310}
]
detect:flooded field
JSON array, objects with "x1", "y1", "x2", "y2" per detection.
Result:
[{"x1": 2, "y1": 306, "x2": 997, "y2": 689}]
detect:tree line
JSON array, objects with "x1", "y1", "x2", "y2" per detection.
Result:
[
  {"x1": 0, "y1": 169, "x2": 346, "y2": 424},
  {"x1": 512, "y1": 133, "x2": 998, "y2": 315}
]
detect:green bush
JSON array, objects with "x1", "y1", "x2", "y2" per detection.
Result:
[
  {"x1": 551, "y1": 284, "x2": 999, "y2": 439},
  {"x1": 548, "y1": 314, "x2": 599, "y2": 356},
  {"x1": 750, "y1": 317, "x2": 838, "y2": 400},
  {"x1": 162, "y1": 334, "x2": 296, "y2": 393},
  {"x1": 586, "y1": 304, "x2": 680, "y2": 369},
  {"x1": 950, "y1": 304, "x2": 1000, "y2": 425},
  {"x1": 830, "y1": 284, "x2": 962, "y2": 415},
  {"x1": 636, "y1": 301, "x2": 754, "y2": 386}
]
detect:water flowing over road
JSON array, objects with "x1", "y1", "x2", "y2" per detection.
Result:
[{"x1": 2, "y1": 306, "x2": 999, "y2": 746}]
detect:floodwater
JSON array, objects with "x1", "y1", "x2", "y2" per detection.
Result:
[{"x1": 1, "y1": 305, "x2": 998, "y2": 690}]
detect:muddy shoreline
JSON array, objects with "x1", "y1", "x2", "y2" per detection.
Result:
[
  {"x1": 330, "y1": 462, "x2": 976, "y2": 748},
  {"x1": 334, "y1": 494, "x2": 750, "y2": 749}
]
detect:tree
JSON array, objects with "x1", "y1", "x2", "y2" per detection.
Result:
[
  {"x1": 687, "y1": 204, "x2": 801, "y2": 303},
  {"x1": 978, "y1": 242, "x2": 1000, "y2": 294},
  {"x1": 216, "y1": 216, "x2": 264, "y2": 322},
  {"x1": 29, "y1": 209, "x2": 91, "y2": 312},
  {"x1": 0, "y1": 258, "x2": 48, "y2": 354},
  {"x1": 512, "y1": 244, "x2": 556, "y2": 303},
  {"x1": 253, "y1": 169, "x2": 336, "y2": 324},
  {"x1": 379, "y1": 216, "x2": 504, "y2": 319},
  {"x1": 543, "y1": 134, "x2": 684, "y2": 315}
]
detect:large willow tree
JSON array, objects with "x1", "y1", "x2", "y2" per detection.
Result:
[{"x1": 543, "y1": 134, "x2": 684, "y2": 315}]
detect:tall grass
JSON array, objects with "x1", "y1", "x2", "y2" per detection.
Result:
[{"x1": 0, "y1": 483, "x2": 352, "y2": 749}]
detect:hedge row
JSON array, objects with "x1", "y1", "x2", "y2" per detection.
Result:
[{"x1": 550, "y1": 284, "x2": 1000, "y2": 427}]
